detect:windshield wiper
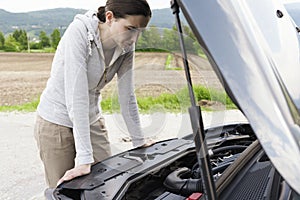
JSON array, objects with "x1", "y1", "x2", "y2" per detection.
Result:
[{"x1": 171, "y1": 1, "x2": 217, "y2": 199}]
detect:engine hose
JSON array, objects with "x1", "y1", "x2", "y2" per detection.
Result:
[
  {"x1": 210, "y1": 145, "x2": 247, "y2": 155},
  {"x1": 212, "y1": 162, "x2": 233, "y2": 174},
  {"x1": 163, "y1": 167, "x2": 203, "y2": 196}
]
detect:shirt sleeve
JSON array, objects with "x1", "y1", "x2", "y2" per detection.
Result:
[
  {"x1": 117, "y1": 52, "x2": 145, "y2": 147},
  {"x1": 62, "y1": 19, "x2": 94, "y2": 166}
]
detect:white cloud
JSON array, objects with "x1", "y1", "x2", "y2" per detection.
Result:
[
  {"x1": 0, "y1": 0, "x2": 171, "y2": 13},
  {"x1": 284, "y1": 0, "x2": 300, "y2": 2}
]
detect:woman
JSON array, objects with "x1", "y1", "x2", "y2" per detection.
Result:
[{"x1": 34, "y1": 0, "x2": 152, "y2": 189}]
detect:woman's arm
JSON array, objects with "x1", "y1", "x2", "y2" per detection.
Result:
[
  {"x1": 55, "y1": 17, "x2": 95, "y2": 186},
  {"x1": 117, "y1": 52, "x2": 145, "y2": 147},
  {"x1": 62, "y1": 19, "x2": 94, "y2": 166}
]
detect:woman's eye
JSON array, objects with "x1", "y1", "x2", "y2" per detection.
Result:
[{"x1": 127, "y1": 27, "x2": 137, "y2": 32}]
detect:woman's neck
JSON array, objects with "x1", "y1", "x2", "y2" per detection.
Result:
[{"x1": 99, "y1": 22, "x2": 117, "y2": 51}]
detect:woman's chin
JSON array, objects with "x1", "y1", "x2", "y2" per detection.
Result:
[{"x1": 121, "y1": 44, "x2": 134, "y2": 54}]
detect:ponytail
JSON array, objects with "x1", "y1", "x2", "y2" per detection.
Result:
[{"x1": 97, "y1": 6, "x2": 106, "y2": 22}]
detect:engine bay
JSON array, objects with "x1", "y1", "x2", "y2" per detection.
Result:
[{"x1": 53, "y1": 122, "x2": 298, "y2": 199}]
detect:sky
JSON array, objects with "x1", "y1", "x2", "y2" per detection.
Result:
[
  {"x1": 0, "y1": 0, "x2": 299, "y2": 13},
  {"x1": 0, "y1": 0, "x2": 171, "y2": 13}
]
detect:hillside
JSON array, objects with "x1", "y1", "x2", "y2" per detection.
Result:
[
  {"x1": 0, "y1": 8, "x2": 185, "y2": 37},
  {"x1": 0, "y1": 8, "x2": 85, "y2": 37}
]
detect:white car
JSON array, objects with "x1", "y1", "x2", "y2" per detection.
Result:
[{"x1": 51, "y1": 0, "x2": 300, "y2": 199}]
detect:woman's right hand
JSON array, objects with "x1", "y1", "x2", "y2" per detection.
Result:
[
  {"x1": 57, "y1": 163, "x2": 91, "y2": 186},
  {"x1": 140, "y1": 139, "x2": 156, "y2": 147}
]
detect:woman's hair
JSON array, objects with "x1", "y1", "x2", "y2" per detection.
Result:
[{"x1": 97, "y1": 0, "x2": 152, "y2": 22}]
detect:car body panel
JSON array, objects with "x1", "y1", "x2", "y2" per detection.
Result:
[{"x1": 177, "y1": 0, "x2": 300, "y2": 194}]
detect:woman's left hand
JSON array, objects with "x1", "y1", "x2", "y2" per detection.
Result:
[{"x1": 57, "y1": 163, "x2": 91, "y2": 186}]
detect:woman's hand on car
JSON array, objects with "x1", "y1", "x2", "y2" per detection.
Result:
[
  {"x1": 57, "y1": 164, "x2": 91, "y2": 186},
  {"x1": 140, "y1": 139, "x2": 156, "y2": 147}
]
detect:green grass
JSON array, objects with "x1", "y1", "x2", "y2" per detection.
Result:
[
  {"x1": 0, "y1": 85, "x2": 236, "y2": 113},
  {"x1": 135, "y1": 48, "x2": 169, "y2": 53},
  {"x1": 99, "y1": 85, "x2": 236, "y2": 113},
  {"x1": 0, "y1": 99, "x2": 39, "y2": 112},
  {"x1": 28, "y1": 48, "x2": 56, "y2": 53},
  {"x1": 165, "y1": 53, "x2": 182, "y2": 70},
  {"x1": 165, "y1": 54, "x2": 172, "y2": 68}
]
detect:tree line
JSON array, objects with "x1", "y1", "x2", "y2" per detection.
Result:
[
  {"x1": 0, "y1": 24, "x2": 203, "y2": 55},
  {"x1": 0, "y1": 28, "x2": 61, "y2": 52},
  {"x1": 136, "y1": 25, "x2": 202, "y2": 55}
]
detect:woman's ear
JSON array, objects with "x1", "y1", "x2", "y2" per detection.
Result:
[{"x1": 105, "y1": 11, "x2": 114, "y2": 26}]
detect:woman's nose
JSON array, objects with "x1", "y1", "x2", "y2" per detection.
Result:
[{"x1": 131, "y1": 31, "x2": 140, "y2": 42}]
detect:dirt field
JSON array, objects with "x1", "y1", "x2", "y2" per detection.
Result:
[{"x1": 0, "y1": 52, "x2": 223, "y2": 106}]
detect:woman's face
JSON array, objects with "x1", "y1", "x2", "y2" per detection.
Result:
[{"x1": 109, "y1": 14, "x2": 150, "y2": 51}]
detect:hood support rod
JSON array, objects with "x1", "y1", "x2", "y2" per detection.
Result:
[{"x1": 171, "y1": 0, "x2": 217, "y2": 199}]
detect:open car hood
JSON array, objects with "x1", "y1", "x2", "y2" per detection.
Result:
[{"x1": 177, "y1": 0, "x2": 300, "y2": 194}]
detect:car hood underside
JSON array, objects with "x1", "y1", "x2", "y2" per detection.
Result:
[{"x1": 177, "y1": 0, "x2": 300, "y2": 194}]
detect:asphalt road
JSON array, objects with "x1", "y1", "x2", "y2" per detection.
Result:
[{"x1": 0, "y1": 110, "x2": 247, "y2": 199}]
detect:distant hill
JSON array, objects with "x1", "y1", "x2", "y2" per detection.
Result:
[
  {"x1": 0, "y1": 8, "x2": 185, "y2": 39},
  {"x1": 0, "y1": 8, "x2": 86, "y2": 38}
]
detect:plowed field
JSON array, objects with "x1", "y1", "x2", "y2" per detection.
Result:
[{"x1": 0, "y1": 52, "x2": 223, "y2": 106}]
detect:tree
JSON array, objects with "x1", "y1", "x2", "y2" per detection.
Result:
[
  {"x1": 19, "y1": 30, "x2": 28, "y2": 50},
  {"x1": 4, "y1": 35, "x2": 20, "y2": 52},
  {"x1": 161, "y1": 26, "x2": 180, "y2": 52},
  {"x1": 39, "y1": 31, "x2": 50, "y2": 49},
  {"x1": 167, "y1": 24, "x2": 203, "y2": 56},
  {"x1": 0, "y1": 31, "x2": 5, "y2": 50},
  {"x1": 182, "y1": 24, "x2": 203, "y2": 55},
  {"x1": 12, "y1": 30, "x2": 22, "y2": 41},
  {"x1": 12, "y1": 29, "x2": 28, "y2": 50},
  {"x1": 51, "y1": 28, "x2": 61, "y2": 50},
  {"x1": 137, "y1": 26, "x2": 162, "y2": 50},
  {"x1": 29, "y1": 42, "x2": 40, "y2": 50}
]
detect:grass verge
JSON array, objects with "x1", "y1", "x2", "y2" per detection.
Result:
[
  {"x1": 0, "y1": 99, "x2": 39, "y2": 112},
  {"x1": 0, "y1": 85, "x2": 236, "y2": 113}
]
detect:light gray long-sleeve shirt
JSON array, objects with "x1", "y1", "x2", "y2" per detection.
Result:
[{"x1": 37, "y1": 10, "x2": 145, "y2": 166}]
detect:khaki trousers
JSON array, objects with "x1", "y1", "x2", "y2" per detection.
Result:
[{"x1": 34, "y1": 115, "x2": 111, "y2": 188}]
